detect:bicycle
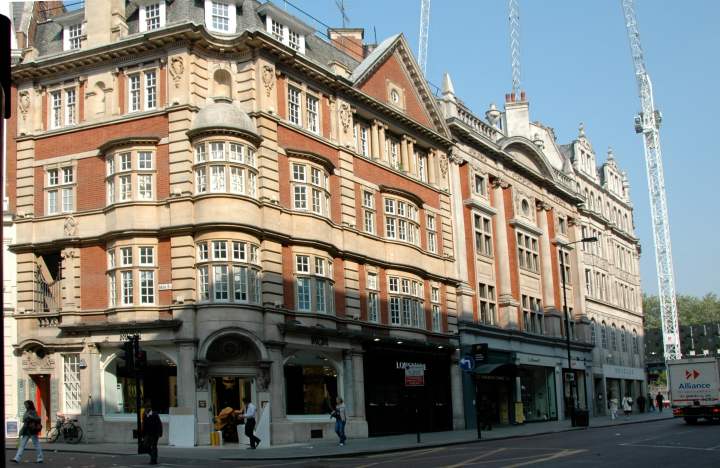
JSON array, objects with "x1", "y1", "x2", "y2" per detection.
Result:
[{"x1": 46, "y1": 415, "x2": 83, "y2": 444}]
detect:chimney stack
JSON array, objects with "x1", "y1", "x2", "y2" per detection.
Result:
[{"x1": 328, "y1": 28, "x2": 365, "y2": 62}]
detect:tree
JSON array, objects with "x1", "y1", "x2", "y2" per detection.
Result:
[{"x1": 643, "y1": 293, "x2": 720, "y2": 330}]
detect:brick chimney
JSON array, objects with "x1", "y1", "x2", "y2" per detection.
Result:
[{"x1": 328, "y1": 28, "x2": 365, "y2": 62}]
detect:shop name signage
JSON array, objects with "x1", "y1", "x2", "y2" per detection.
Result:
[
  {"x1": 602, "y1": 364, "x2": 644, "y2": 380},
  {"x1": 403, "y1": 364, "x2": 425, "y2": 387},
  {"x1": 311, "y1": 336, "x2": 329, "y2": 346},
  {"x1": 396, "y1": 362, "x2": 426, "y2": 370}
]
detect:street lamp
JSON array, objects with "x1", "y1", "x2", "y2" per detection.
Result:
[{"x1": 559, "y1": 236, "x2": 597, "y2": 426}]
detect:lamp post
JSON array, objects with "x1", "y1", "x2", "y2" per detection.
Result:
[{"x1": 559, "y1": 236, "x2": 597, "y2": 426}]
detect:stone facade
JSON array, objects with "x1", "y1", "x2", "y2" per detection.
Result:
[{"x1": 6, "y1": 1, "x2": 643, "y2": 445}]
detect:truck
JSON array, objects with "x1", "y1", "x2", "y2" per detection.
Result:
[{"x1": 667, "y1": 357, "x2": 720, "y2": 424}]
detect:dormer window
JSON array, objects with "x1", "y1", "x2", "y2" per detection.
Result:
[
  {"x1": 138, "y1": 1, "x2": 166, "y2": 32},
  {"x1": 263, "y1": 16, "x2": 306, "y2": 53},
  {"x1": 271, "y1": 19, "x2": 284, "y2": 41},
  {"x1": 205, "y1": 0, "x2": 237, "y2": 34},
  {"x1": 67, "y1": 24, "x2": 82, "y2": 49}
]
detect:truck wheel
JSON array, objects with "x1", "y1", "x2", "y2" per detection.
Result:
[{"x1": 684, "y1": 417, "x2": 698, "y2": 424}]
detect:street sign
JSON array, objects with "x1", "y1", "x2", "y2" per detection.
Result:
[
  {"x1": 404, "y1": 364, "x2": 425, "y2": 386},
  {"x1": 459, "y1": 355, "x2": 475, "y2": 371},
  {"x1": 472, "y1": 343, "x2": 488, "y2": 364}
]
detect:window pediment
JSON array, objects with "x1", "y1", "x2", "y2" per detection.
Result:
[
  {"x1": 98, "y1": 136, "x2": 161, "y2": 154},
  {"x1": 378, "y1": 185, "x2": 423, "y2": 208},
  {"x1": 284, "y1": 148, "x2": 335, "y2": 173}
]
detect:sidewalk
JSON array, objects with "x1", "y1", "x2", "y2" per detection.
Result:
[{"x1": 6, "y1": 412, "x2": 674, "y2": 461}]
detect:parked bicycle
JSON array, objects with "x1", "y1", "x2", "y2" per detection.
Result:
[{"x1": 46, "y1": 414, "x2": 83, "y2": 444}]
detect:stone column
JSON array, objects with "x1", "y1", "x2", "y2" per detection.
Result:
[
  {"x1": 569, "y1": 218, "x2": 587, "y2": 317},
  {"x1": 351, "y1": 351, "x2": 365, "y2": 419},
  {"x1": 342, "y1": 351, "x2": 354, "y2": 415},
  {"x1": 449, "y1": 158, "x2": 474, "y2": 322},
  {"x1": 428, "y1": 149, "x2": 437, "y2": 185},
  {"x1": 176, "y1": 341, "x2": 196, "y2": 408},
  {"x1": 450, "y1": 355, "x2": 465, "y2": 429},
  {"x1": 407, "y1": 138, "x2": 416, "y2": 176},
  {"x1": 371, "y1": 120, "x2": 380, "y2": 159},
  {"x1": 400, "y1": 136, "x2": 409, "y2": 172},
  {"x1": 378, "y1": 125, "x2": 387, "y2": 162},
  {"x1": 537, "y1": 203, "x2": 557, "y2": 311},
  {"x1": 491, "y1": 177, "x2": 519, "y2": 329}
]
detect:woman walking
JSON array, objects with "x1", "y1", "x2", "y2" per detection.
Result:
[
  {"x1": 331, "y1": 397, "x2": 347, "y2": 446},
  {"x1": 11, "y1": 400, "x2": 44, "y2": 464},
  {"x1": 609, "y1": 396, "x2": 619, "y2": 420},
  {"x1": 622, "y1": 394, "x2": 633, "y2": 417}
]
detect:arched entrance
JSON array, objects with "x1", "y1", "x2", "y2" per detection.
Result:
[{"x1": 198, "y1": 330, "x2": 267, "y2": 445}]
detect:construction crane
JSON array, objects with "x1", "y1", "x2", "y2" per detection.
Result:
[
  {"x1": 509, "y1": 0, "x2": 521, "y2": 96},
  {"x1": 418, "y1": 0, "x2": 430, "y2": 75},
  {"x1": 621, "y1": 0, "x2": 681, "y2": 361}
]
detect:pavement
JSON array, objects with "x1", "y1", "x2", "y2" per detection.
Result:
[{"x1": 5, "y1": 411, "x2": 674, "y2": 461}]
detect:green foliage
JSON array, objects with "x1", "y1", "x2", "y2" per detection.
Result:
[{"x1": 643, "y1": 293, "x2": 720, "y2": 329}]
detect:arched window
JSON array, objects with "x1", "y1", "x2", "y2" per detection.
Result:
[
  {"x1": 597, "y1": 196, "x2": 602, "y2": 213},
  {"x1": 621, "y1": 326, "x2": 628, "y2": 352},
  {"x1": 601, "y1": 321, "x2": 608, "y2": 348},
  {"x1": 284, "y1": 352, "x2": 338, "y2": 416},
  {"x1": 590, "y1": 319, "x2": 597, "y2": 345},
  {"x1": 611, "y1": 323, "x2": 618, "y2": 350},
  {"x1": 632, "y1": 329, "x2": 639, "y2": 354},
  {"x1": 103, "y1": 349, "x2": 177, "y2": 415}
]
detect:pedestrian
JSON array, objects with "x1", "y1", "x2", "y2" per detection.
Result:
[
  {"x1": 622, "y1": 394, "x2": 633, "y2": 416},
  {"x1": 331, "y1": 397, "x2": 347, "y2": 446},
  {"x1": 636, "y1": 394, "x2": 646, "y2": 413},
  {"x1": 11, "y1": 400, "x2": 44, "y2": 464},
  {"x1": 647, "y1": 392, "x2": 655, "y2": 412},
  {"x1": 655, "y1": 392, "x2": 664, "y2": 413},
  {"x1": 142, "y1": 402, "x2": 163, "y2": 465},
  {"x1": 243, "y1": 397, "x2": 261, "y2": 449},
  {"x1": 609, "y1": 395, "x2": 619, "y2": 420}
]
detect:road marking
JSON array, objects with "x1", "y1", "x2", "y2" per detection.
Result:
[
  {"x1": 502, "y1": 449, "x2": 585, "y2": 467},
  {"x1": 620, "y1": 443, "x2": 718, "y2": 451},
  {"x1": 243, "y1": 460, "x2": 318, "y2": 468},
  {"x1": 440, "y1": 447, "x2": 507, "y2": 468},
  {"x1": 354, "y1": 447, "x2": 447, "y2": 467}
]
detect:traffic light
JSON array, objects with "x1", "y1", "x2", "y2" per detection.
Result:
[
  {"x1": 135, "y1": 349, "x2": 147, "y2": 370},
  {"x1": 120, "y1": 340, "x2": 135, "y2": 369}
]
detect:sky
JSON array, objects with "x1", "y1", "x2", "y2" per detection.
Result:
[{"x1": 280, "y1": 0, "x2": 719, "y2": 297}]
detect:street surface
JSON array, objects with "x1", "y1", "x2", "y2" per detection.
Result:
[{"x1": 7, "y1": 418, "x2": 719, "y2": 467}]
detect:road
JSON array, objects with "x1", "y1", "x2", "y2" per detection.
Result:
[{"x1": 7, "y1": 418, "x2": 719, "y2": 467}]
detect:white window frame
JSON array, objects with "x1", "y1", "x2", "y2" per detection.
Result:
[
  {"x1": 62, "y1": 354, "x2": 82, "y2": 414},
  {"x1": 473, "y1": 213, "x2": 493, "y2": 257},
  {"x1": 138, "y1": 1, "x2": 166, "y2": 32},
  {"x1": 478, "y1": 282, "x2": 496, "y2": 325},
  {"x1": 517, "y1": 232, "x2": 539, "y2": 273},
  {"x1": 288, "y1": 86, "x2": 302, "y2": 126},
  {"x1": 63, "y1": 23, "x2": 83, "y2": 51},
  {"x1": 45, "y1": 165, "x2": 75, "y2": 215},
  {"x1": 306, "y1": 93, "x2": 319, "y2": 134},
  {"x1": 367, "y1": 272, "x2": 379, "y2": 323},
  {"x1": 427, "y1": 213, "x2": 437, "y2": 254},
  {"x1": 205, "y1": 0, "x2": 237, "y2": 33},
  {"x1": 362, "y1": 190, "x2": 375, "y2": 234}
]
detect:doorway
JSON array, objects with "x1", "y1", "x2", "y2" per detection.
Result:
[
  {"x1": 210, "y1": 376, "x2": 254, "y2": 444},
  {"x1": 30, "y1": 374, "x2": 51, "y2": 433}
]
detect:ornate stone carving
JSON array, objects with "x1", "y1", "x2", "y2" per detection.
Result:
[
  {"x1": 169, "y1": 57, "x2": 184, "y2": 88},
  {"x1": 64, "y1": 216, "x2": 79, "y2": 237},
  {"x1": 38, "y1": 316, "x2": 60, "y2": 327},
  {"x1": 256, "y1": 365, "x2": 271, "y2": 392},
  {"x1": 19, "y1": 90, "x2": 31, "y2": 120},
  {"x1": 261, "y1": 65, "x2": 275, "y2": 97},
  {"x1": 490, "y1": 176, "x2": 510, "y2": 190},
  {"x1": 439, "y1": 154, "x2": 449, "y2": 176},
  {"x1": 339, "y1": 102, "x2": 352, "y2": 133},
  {"x1": 22, "y1": 351, "x2": 55, "y2": 371},
  {"x1": 195, "y1": 361, "x2": 208, "y2": 390}
]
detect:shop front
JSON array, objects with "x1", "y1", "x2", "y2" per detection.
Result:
[
  {"x1": 602, "y1": 364, "x2": 646, "y2": 406},
  {"x1": 363, "y1": 344, "x2": 453, "y2": 436},
  {"x1": 519, "y1": 365, "x2": 558, "y2": 422}
]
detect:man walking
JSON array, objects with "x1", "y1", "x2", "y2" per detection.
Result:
[
  {"x1": 142, "y1": 402, "x2": 163, "y2": 465},
  {"x1": 636, "y1": 394, "x2": 646, "y2": 413},
  {"x1": 243, "y1": 397, "x2": 261, "y2": 449},
  {"x1": 655, "y1": 392, "x2": 665, "y2": 413},
  {"x1": 647, "y1": 392, "x2": 655, "y2": 412}
]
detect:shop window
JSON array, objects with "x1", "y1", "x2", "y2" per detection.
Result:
[
  {"x1": 384, "y1": 197, "x2": 419, "y2": 246},
  {"x1": 103, "y1": 350, "x2": 177, "y2": 415},
  {"x1": 522, "y1": 295, "x2": 543, "y2": 335},
  {"x1": 388, "y1": 275, "x2": 424, "y2": 329},
  {"x1": 295, "y1": 254, "x2": 334, "y2": 314},
  {"x1": 194, "y1": 140, "x2": 258, "y2": 197},
  {"x1": 519, "y1": 365, "x2": 557, "y2": 422},
  {"x1": 284, "y1": 354, "x2": 337, "y2": 415},
  {"x1": 196, "y1": 240, "x2": 261, "y2": 304}
]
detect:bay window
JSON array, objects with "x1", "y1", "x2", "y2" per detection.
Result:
[
  {"x1": 106, "y1": 148, "x2": 156, "y2": 205},
  {"x1": 196, "y1": 240, "x2": 261, "y2": 304},
  {"x1": 108, "y1": 244, "x2": 158, "y2": 307},
  {"x1": 384, "y1": 197, "x2": 419, "y2": 245},
  {"x1": 194, "y1": 140, "x2": 258, "y2": 197}
]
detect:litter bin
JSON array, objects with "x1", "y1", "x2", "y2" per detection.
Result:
[{"x1": 573, "y1": 409, "x2": 589, "y2": 427}]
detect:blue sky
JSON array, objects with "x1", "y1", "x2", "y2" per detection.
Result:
[{"x1": 282, "y1": 0, "x2": 718, "y2": 297}]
